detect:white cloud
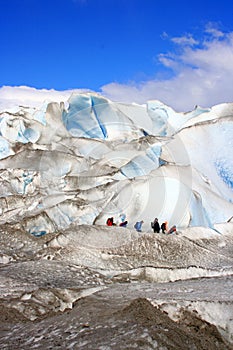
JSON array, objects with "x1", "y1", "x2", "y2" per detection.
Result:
[
  {"x1": 101, "y1": 29, "x2": 233, "y2": 112},
  {"x1": 158, "y1": 53, "x2": 178, "y2": 68},
  {"x1": 171, "y1": 35, "x2": 198, "y2": 46},
  {"x1": 0, "y1": 86, "x2": 89, "y2": 111},
  {"x1": 205, "y1": 22, "x2": 224, "y2": 38}
]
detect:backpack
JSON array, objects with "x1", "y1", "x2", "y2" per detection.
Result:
[{"x1": 151, "y1": 222, "x2": 154, "y2": 229}]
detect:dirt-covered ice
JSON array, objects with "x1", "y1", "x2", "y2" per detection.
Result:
[{"x1": 0, "y1": 223, "x2": 233, "y2": 349}]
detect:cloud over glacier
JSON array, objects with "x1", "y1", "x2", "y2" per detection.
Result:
[
  {"x1": 101, "y1": 27, "x2": 233, "y2": 111},
  {"x1": 1, "y1": 27, "x2": 233, "y2": 113}
]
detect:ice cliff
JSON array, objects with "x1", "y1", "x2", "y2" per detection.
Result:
[{"x1": 0, "y1": 92, "x2": 232, "y2": 236}]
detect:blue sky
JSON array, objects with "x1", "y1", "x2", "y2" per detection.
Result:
[{"x1": 0, "y1": 0, "x2": 233, "y2": 110}]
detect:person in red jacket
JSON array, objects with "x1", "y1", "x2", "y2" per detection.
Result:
[
  {"x1": 106, "y1": 217, "x2": 116, "y2": 226},
  {"x1": 167, "y1": 225, "x2": 177, "y2": 234}
]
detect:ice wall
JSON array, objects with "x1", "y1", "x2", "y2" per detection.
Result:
[{"x1": 0, "y1": 92, "x2": 232, "y2": 235}]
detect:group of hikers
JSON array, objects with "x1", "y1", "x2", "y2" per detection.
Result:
[
  {"x1": 106, "y1": 215, "x2": 177, "y2": 235},
  {"x1": 151, "y1": 218, "x2": 177, "y2": 235},
  {"x1": 106, "y1": 214, "x2": 128, "y2": 227}
]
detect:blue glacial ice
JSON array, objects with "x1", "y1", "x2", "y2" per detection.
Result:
[
  {"x1": 0, "y1": 114, "x2": 40, "y2": 144},
  {"x1": 62, "y1": 94, "x2": 104, "y2": 139},
  {"x1": 0, "y1": 137, "x2": 13, "y2": 160},
  {"x1": 215, "y1": 159, "x2": 233, "y2": 190},
  {"x1": 120, "y1": 144, "x2": 161, "y2": 178},
  {"x1": 62, "y1": 94, "x2": 143, "y2": 140}
]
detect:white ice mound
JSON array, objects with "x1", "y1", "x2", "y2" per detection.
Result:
[{"x1": 0, "y1": 91, "x2": 232, "y2": 235}]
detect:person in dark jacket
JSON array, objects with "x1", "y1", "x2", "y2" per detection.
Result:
[
  {"x1": 119, "y1": 220, "x2": 128, "y2": 227},
  {"x1": 153, "y1": 218, "x2": 160, "y2": 233},
  {"x1": 161, "y1": 221, "x2": 168, "y2": 233}
]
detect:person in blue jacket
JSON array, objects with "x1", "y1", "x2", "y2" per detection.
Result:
[{"x1": 134, "y1": 220, "x2": 144, "y2": 232}]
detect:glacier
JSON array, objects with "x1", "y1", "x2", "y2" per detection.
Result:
[
  {"x1": 0, "y1": 92, "x2": 232, "y2": 235},
  {"x1": 0, "y1": 90, "x2": 233, "y2": 349}
]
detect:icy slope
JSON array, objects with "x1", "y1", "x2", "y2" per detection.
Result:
[{"x1": 0, "y1": 92, "x2": 232, "y2": 235}]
